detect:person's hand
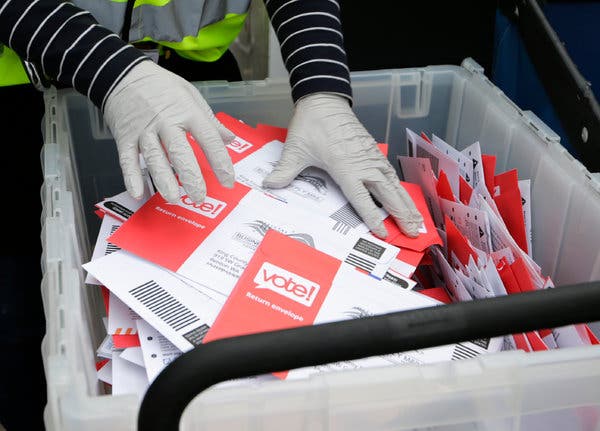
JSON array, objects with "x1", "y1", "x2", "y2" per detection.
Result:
[
  {"x1": 263, "y1": 93, "x2": 423, "y2": 238},
  {"x1": 103, "y1": 60, "x2": 235, "y2": 204}
]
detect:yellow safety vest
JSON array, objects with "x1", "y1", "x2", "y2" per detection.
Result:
[
  {"x1": 0, "y1": 0, "x2": 249, "y2": 86},
  {"x1": 0, "y1": 44, "x2": 30, "y2": 86}
]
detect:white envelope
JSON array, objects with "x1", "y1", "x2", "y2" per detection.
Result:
[
  {"x1": 111, "y1": 352, "x2": 150, "y2": 398},
  {"x1": 432, "y1": 134, "x2": 474, "y2": 186},
  {"x1": 85, "y1": 214, "x2": 123, "y2": 285},
  {"x1": 84, "y1": 251, "x2": 223, "y2": 352},
  {"x1": 406, "y1": 128, "x2": 460, "y2": 197},
  {"x1": 234, "y1": 140, "x2": 382, "y2": 234},
  {"x1": 136, "y1": 319, "x2": 182, "y2": 383}
]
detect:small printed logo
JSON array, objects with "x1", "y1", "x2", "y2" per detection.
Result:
[
  {"x1": 179, "y1": 195, "x2": 227, "y2": 219},
  {"x1": 103, "y1": 201, "x2": 134, "y2": 219},
  {"x1": 295, "y1": 173, "x2": 327, "y2": 194},
  {"x1": 227, "y1": 138, "x2": 253, "y2": 154},
  {"x1": 254, "y1": 262, "x2": 320, "y2": 307},
  {"x1": 246, "y1": 220, "x2": 315, "y2": 247},
  {"x1": 246, "y1": 220, "x2": 272, "y2": 236},
  {"x1": 344, "y1": 306, "x2": 373, "y2": 319}
]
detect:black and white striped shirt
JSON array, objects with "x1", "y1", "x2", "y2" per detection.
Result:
[
  {"x1": 0, "y1": 0, "x2": 352, "y2": 110},
  {"x1": 264, "y1": 0, "x2": 352, "y2": 104}
]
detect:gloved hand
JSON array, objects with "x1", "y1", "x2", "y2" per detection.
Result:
[
  {"x1": 263, "y1": 93, "x2": 423, "y2": 238},
  {"x1": 103, "y1": 60, "x2": 235, "y2": 204}
]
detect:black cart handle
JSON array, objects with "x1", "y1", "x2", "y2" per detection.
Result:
[{"x1": 138, "y1": 281, "x2": 600, "y2": 431}]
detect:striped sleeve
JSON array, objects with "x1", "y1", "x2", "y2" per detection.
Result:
[
  {"x1": 263, "y1": 0, "x2": 353, "y2": 105},
  {"x1": 0, "y1": 0, "x2": 149, "y2": 110}
]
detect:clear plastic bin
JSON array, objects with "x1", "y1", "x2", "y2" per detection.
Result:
[{"x1": 40, "y1": 58, "x2": 600, "y2": 431}]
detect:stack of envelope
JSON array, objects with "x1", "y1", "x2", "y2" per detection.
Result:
[
  {"x1": 399, "y1": 128, "x2": 600, "y2": 352},
  {"x1": 83, "y1": 115, "x2": 594, "y2": 399}
]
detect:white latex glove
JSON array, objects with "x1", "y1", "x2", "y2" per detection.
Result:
[
  {"x1": 263, "y1": 93, "x2": 424, "y2": 238},
  {"x1": 103, "y1": 60, "x2": 235, "y2": 203}
]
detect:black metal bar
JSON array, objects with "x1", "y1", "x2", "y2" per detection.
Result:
[
  {"x1": 138, "y1": 281, "x2": 600, "y2": 431},
  {"x1": 499, "y1": 0, "x2": 600, "y2": 171}
]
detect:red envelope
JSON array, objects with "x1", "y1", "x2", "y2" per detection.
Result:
[
  {"x1": 377, "y1": 143, "x2": 388, "y2": 157},
  {"x1": 494, "y1": 168, "x2": 518, "y2": 190},
  {"x1": 525, "y1": 331, "x2": 549, "y2": 351},
  {"x1": 444, "y1": 214, "x2": 477, "y2": 267},
  {"x1": 419, "y1": 251, "x2": 434, "y2": 266},
  {"x1": 459, "y1": 176, "x2": 473, "y2": 205},
  {"x1": 96, "y1": 359, "x2": 110, "y2": 371},
  {"x1": 419, "y1": 287, "x2": 452, "y2": 304},
  {"x1": 101, "y1": 285, "x2": 110, "y2": 315},
  {"x1": 511, "y1": 257, "x2": 535, "y2": 292},
  {"x1": 203, "y1": 228, "x2": 339, "y2": 335},
  {"x1": 493, "y1": 169, "x2": 528, "y2": 254},
  {"x1": 209, "y1": 112, "x2": 273, "y2": 163},
  {"x1": 586, "y1": 326, "x2": 600, "y2": 345},
  {"x1": 393, "y1": 248, "x2": 425, "y2": 279},
  {"x1": 215, "y1": 112, "x2": 260, "y2": 142},
  {"x1": 112, "y1": 334, "x2": 141, "y2": 348},
  {"x1": 436, "y1": 170, "x2": 456, "y2": 202},
  {"x1": 108, "y1": 148, "x2": 252, "y2": 272},
  {"x1": 203, "y1": 229, "x2": 343, "y2": 379},
  {"x1": 497, "y1": 257, "x2": 521, "y2": 294},
  {"x1": 412, "y1": 266, "x2": 435, "y2": 290},
  {"x1": 255, "y1": 123, "x2": 288, "y2": 142},
  {"x1": 513, "y1": 333, "x2": 532, "y2": 352},
  {"x1": 481, "y1": 154, "x2": 496, "y2": 197},
  {"x1": 382, "y1": 182, "x2": 443, "y2": 252}
]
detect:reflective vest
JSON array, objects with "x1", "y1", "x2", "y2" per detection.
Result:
[
  {"x1": 0, "y1": 44, "x2": 30, "y2": 86},
  {"x1": 0, "y1": 0, "x2": 250, "y2": 87}
]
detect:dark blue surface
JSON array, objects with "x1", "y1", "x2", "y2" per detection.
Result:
[
  {"x1": 492, "y1": 3, "x2": 600, "y2": 162},
  {"x1": 545, "y1": 2, "x2": 600, "y2": 96}
]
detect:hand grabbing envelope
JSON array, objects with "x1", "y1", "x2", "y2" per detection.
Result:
[{"x1": 262, "y1": 94, "x2": 424, "y2": 239}]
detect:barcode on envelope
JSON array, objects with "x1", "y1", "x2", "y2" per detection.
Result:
[
  {"x1": 451, "y1": 343, "x2": 481, "y2": 361},
  {"x1": 330, "y1": 204, "x2": 362, "y2": 235},
  {"x1": 470, "y1": 338, "x2": 490, "y2": 349},
  {"x1": 106, "y1": 243, "x2": 120, "y2": 254},
  {"x1": 345, "y1": 253, "x2": 376, "y2": 273},
  {"x1": 129, "y1": 280, "x2": 199, "y2": 331},
  {"x1": 182, "y1": 324, "x2": 210, "y2": 347},
  {"x1": 105, "y1": 225, "x2": 121, "y2": 255}
]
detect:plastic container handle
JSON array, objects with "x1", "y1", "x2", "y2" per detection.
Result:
[{"x1": 138, "y1": 281, "x2": 600, "y2": 431}]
